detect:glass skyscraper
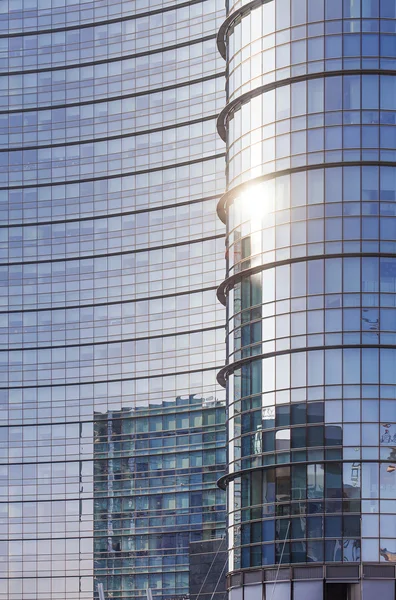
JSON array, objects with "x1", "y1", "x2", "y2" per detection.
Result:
[
  {"x1": 0, "y1": 0, "x2": 227, "y2": 599},
  {"x1": 217, "y1": 0, "x2": 396, "y2": 598}
]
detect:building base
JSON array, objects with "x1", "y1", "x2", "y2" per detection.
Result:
[{"x1": 228, "y1": 565, "x2": 396, "y2": 600}]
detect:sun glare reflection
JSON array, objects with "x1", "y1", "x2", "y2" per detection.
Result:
[{"x1": 240, "y1": 184, "x2": 270, "y2": 221}]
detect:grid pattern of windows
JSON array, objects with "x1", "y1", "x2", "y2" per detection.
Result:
[
  {"x1": 227, "y1": 76, "x2": 396, "y2": 189},
  {"x1": 230, "y1": 461, "x2": 396, "y2": 568},
  {"x1": 1, "y1": 0, "x2": 227, "y2": 598},
  {"x1": 226, "y1": 1, "x2": 396, "y2": 102},
  {"x1": 93, "y1": 396, "x2": 226, "y2": 600},
  {"x1": 218, "y1": 0, "x2": 396, "y2": 584}
]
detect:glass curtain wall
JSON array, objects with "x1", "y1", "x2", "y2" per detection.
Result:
[
  {"x1": 0, "y1": 0, "x2": 227, "y2": 599},
  {"x1": 93, "y1": 396, "x2": 226, "y2": 600},
  {"x1": 217, "y1": 0, "x2": 396, "y2": 598}
]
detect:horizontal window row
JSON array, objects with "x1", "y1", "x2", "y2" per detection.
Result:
[
  {"x1": 94, "y1": 509, "x2": 225, "y2": 524},
  {"x1": 230, "y1": 346, "x2": 396, "y2": 399},
  {"x1": 227, "y1": 76, "x2": 396, "y2": 186},
  {"x1": 12, "y1": 445, "x2": 224, "y2": 465},
  {"x1": 0, "y1": 328, "x2": 222, "y2": 360},
  {"x1": 2, "y1": 517, "x2": 221, "y2": 534},
  {"x1": 0, "y1": 127, "x2": 222, "y2": 188},
  {"x1": 233, "y1": 450, "x2": 395, "y2": 473},
  {"x1": 0, "y1": 462, "x2": 224, "y2": 477},
  {"x1": 0, "y1": 0, "x2": 221, "y2": 72},
  {"x1": 236, "y1": 396, "x2": 394, "y2": 429},
  {"x1": 229, "y1": 225, "x2": 396, "y2": 278},
  {"x1": 0, "y1": 546, "x2": 93, "y2": 559},
  {"x1": 0, "y1": 242, "x2": 220, "y2": 274},
  {"x1": 231, "y1": 258, "x2": 396, "y2": 312},
  {"x1": 0, "y1": 402, "x2": 226, "y2": 434},
  {"x1": 0, "y1": 202, "x2": 223, "y2": 265},
  {"x1": 236, "y1": 414, "x2": 396, "y2": 451},
  {"x1": 229, "y1": 9, "x2": 396, "y2": 59},
  {"x1": 0, "y1": 155, "x2": 225, "y2": 224},
  {"x1": 0, "y1": 41, "x2": 220, "y2": 110},
  {"x1": 229, "y1": 76, "x2": 396, "y2": 149},
  {"x1": 0, "y1": 414, "x2": 224, "y2": 445},
  {"x1": 0, "y1": 470, "x2": 224, "y2": 491},
  {"x1": 0, "y1": 341, "x2": 224, "y2": 387},
  {"x1": 229, "y1": 144, "x2": 396, "y2": 192},
  {"x1": 95, "y1": 479, "x2": 222, "y2": 498},
  {"x1": 230, "y1": 297, "x2": 396, "y2": 350},
  {"x1": 228, "y1": 26, "x2": 396, "y2": 100},
  {"x1": 239, "y1": 515, "x2": 362, "y2": 547},
  {"x1": 228, "y1": 0, "x2": 396, "y2": 34},
  {"x1": 235, "y1": 462, "x2": 394, "y2": 512},
  {"x1": 229, "y1": 307, "x2": 396, "y2": 361},
  {"x1": 228, "y1": 228, "x2": 396, "y2": 276},
  {"x1": 0, "y1": 277, "x2": 223, "y2": 312},
  {"x1": 240, "y1": 424, "x2": 343, "y2": 452},
  {"x1": 238, "y1": 421, "x2": 396, "y2": 454},
  {"x1": 0, "y1": 371, "x2": 223, "y2": 404},
  {"x1": 94, "y1": 530, "x2": 224, "y2": 554},
  {"x1": 2, "y1": 196, "x2": 216, "y2": 238},
  {"x1": 0, "y1": 299, "x2": 222, "y2": 352},
  {"x1": 236, "y1": 537, "x2": 360, "y2": 568},
  {"x1": 0, "y1": 240, "x2": 224, "y2": 310},
  {"x1": 0, "y1": 468, "x2": 223, "y2": 486},
  {"x1": 0, "y1": 78, "x2": 224, "y2": 150},
  {"x1": 0, "y1": 0, "x2": 193, "y2": 32},
  {"x1": 1, "y1": 118, "x2": 217, "y2": 165},
  {"x1": 0, "y1": 232, "x2": 223, "y2": 265},
  {"x1": 230, "y1": 495, "x2": 396, "y2": 519},
  {"x1": 95, "y1": 461, "x2": 226, "y2": 482},
  {"x1": 0, "y1": 493, "x2": 222, "y2": 507},
  {"x1": 227, "y1": 165, "x2": 396, "y2": 235},
  {"x1": 0, "y1": 490, "x2": 222, "y2": 517},
  {"x1": 95, "y1": 406, "x2": 225, "y2": 438},
  {"x1": 228, "y1": 262, "x2": 396, "y2": 351}
]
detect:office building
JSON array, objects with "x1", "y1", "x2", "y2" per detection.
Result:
[
  {"x1": 0, "y1": 0, "x2": 227, "y2": 598},
  {"x1": 93, "y1": 396, "x2": 227, "y2": 600},
  {"x1": 216, "y1": 0, "x2": 396, "y2": 598}
]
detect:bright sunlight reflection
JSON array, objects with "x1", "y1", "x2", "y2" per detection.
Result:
[{"x1": 240, "y1": 184, "x2": 270, "y2": 221}]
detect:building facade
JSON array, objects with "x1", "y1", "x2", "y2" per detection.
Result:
[
  {"x1": 93, "y1": 396, "x2": 227, "y2": 600},
  {"x1": 0, "y1": 0, "x2": 227, "y2": 599},
  {"x1": 189, "y1": 538, "x2": 228, "y2": 600},
  {"x1": 216, "y1": 0, "x2": 396, "y2": 598}
]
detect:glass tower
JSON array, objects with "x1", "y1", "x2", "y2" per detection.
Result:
[
  {"x1": 0, "y1": 0, "x2": 227, "y2": 599},
  {"x1": 217, "y1": 0, "x2": 396, "y2": 598}
]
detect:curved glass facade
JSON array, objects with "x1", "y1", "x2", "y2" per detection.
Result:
[
  {"x1": 1, "y1": 0, "x2": 227, "y2": 599},
  {"x1": 218, "y1": 0, "x2": 396, "y2": 597}
]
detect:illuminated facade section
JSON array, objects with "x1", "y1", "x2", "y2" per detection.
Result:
[
  {"x1": 1, "y1": 0, "x2": 227, "y2": 599},
  {"x1": 217, "y1": 0, "x2": 396, "y2": 598}
]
